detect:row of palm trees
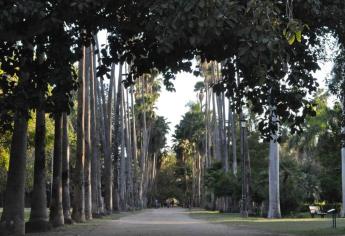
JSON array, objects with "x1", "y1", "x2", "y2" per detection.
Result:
[
  {"x1": 0, "y1": 34, "x2": 168, "y2": 235},
  {"x1": 176, "y1": 60, "x2": 281, "y2": 217}
]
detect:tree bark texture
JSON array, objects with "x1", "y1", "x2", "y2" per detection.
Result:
[
  {"x1": 62, "y1": 113, "x2": 72, "y2": 224},
  {"x1": 72, "y1": 47, "x2": 86, "y2": 223},
  {"x1": 84, "y1": 46, "x2": 92, "y2": 221},
  {"x1": 49, "y1": 114, "x2": 64, "y2": 227},
  {"x1": 0, "y1": 114, "x2": 28, "y2": 236},
  {"x1": 26, "y1": 109, "x2": 51, "y2": 232},
  {"x1": 268, "y1": 106, "x2": 281, "y2": 218}
]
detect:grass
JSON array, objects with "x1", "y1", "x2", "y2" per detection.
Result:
[{"x1": 189, "y1": 210, "x2": 345, "y2": 236}]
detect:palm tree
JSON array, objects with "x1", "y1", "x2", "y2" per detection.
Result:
[
  {"x1": 90, "y1": 43, "x2": 102, "y2": 217},
  {"x1": 0, "y1": 114, "x2": 28, "y2": 235},
  {"x1": 229, "y1": 104, "x2": 237, "y2": 175},
  {"x1": 119, "y1": 83, "x2": 127, "y2": 210},
  {"x1": 62, "y1": 113, "x2": 72, "y2": 224},
  {"x1": 131, "y1": 85, "x2": 139, "y2": 207},
  {"x1": 139, "y1": 76, "x2": 148, "y2": 208},
  {"x1": 84, "y1": 46, "x2": 92, "y2": 220},
  {"x1": 26, "y1": 108, "x2": 51, "y2": 231},
  {"x1": 112, "y1": 64, "x2": 123, "y2": 212},
  {"x1": 72, "y1": 47, "x2": 86, "y2": 223},
  {"x1": 267, "y1": 100, "x2": 281, "y2": 218},
  {"x1": 95, "y1": 36, "x2": 112, "y2": 214},
  {"x1": 50, "y1": 114, "x2": 64, "y2": 227}
]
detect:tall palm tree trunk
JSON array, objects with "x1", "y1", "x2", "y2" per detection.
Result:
[
  {"x1": 212, "y1": 89, "x2": 221, "y2": 161},
  {"x1": 139, "y1": 77, "x2": 148, "y2": 208},
  {"x1": 26, "y1": 108, "x2": 51, "y2": 232},
  {"x1": 94, "y1": 70, "x2": 105, "y2": 215},
  {"x1": 112, "y1": 64, "x2": 123, "y2": 212},
  {"x1": 95, "y1": 35, "x2": 113, "y2": 214},
  {"x1": 125, "y1": 88, "x2": 134, "y2": 208},
  {"x1": 221, "y1": 93, "x2": 229, "y2": 172},
  {"x1": 50, "y1": 114, "x2": 64, "y2": 227},
  {"x1": 205, "y1": 81, "x2": 210, "y2": 168},
  {"x1": 341, "y1": 95, "x2": 345, "y2": 217},
  {"x1": 131, "y1": 86, "x2": 139, "y2": 207},
  {"x1": 243, "y1": 121, "x2": 252, "y2": 214},
  {"x1": 62, "y1": 113, "x2": 72, "y2": 224},
  {"x1": 0, "y1": 113, "x2": 28, "y2": 235},
  {"x1": 90, "y1": 44, "x2": 101, "y2": 217},
  {"x1": 229, "y1": 104, "x2": 237, "y2": 175},
  {"x1": 96, "y1": 74, "x2": 110, "y2": 213},
  {"x1": 119, "y1": 85, "x2": 127, "y2": 210},
  {"x1": 268, "y1": 104, "x2": 281, "y2": 218},
  {"x1": 105, "y1": 63, "x2": 116, "y2": 213},
  {"x1": 0, "y1": 43, "x2": 31, "y2": 236},
  {"x1": 84, "y1": 47, "x2": 92, "y2": 220},
  {"x1": 72, "y1": 47, "x2": 86, "y2": 223}
]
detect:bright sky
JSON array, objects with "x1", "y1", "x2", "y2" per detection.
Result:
[{"x1": 155, "y1": 73, "x2": 203, "y2": 147}]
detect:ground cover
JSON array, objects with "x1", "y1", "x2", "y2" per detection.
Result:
[{"x1": 189, "y1": 210, "x2": 345, "y2": 236}]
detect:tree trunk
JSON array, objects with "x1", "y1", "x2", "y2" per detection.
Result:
[
  {"x1": 119, "y1": 85, "x2": 127, "y2": 210},
  {"x1": 107, "y1": 63, "x2": 116, "y2": 146},
  {"x1": 221, "y1": 93, "x2": 229, "y2": 172},
  {"x1": 211, "y1": 89, "x2": 221, "y2": 161},
  {"x1": 198, "y1": 153, "x2": 202, "y2": 206},
  {"x1": 125, "y1": 87, "x2": 134, "y2": 209},
  {"x1": 26, "y1": 108, "x2": 51, "y2": 232},
  {"x1": 0, "y1": 43, "x2": 31, "y2": 236},
  {"x1": 341, "y1": 95, "x2": 345, "y2": 217},
  {"x1": 229, "y1": 104, "x2": 237, "y2": 175},
  {"x1": 240, "y1": 113, "x2": 248, "y2": 217},
  {"x1": 216, "y1": 93, "x2": 227, "y2": 170},
  {"x1": 104, "y1": 62, "x2": 116, "y2": 213},
  {"x1": 94, "y1": 68, "x2": 105, "y2": 215},
  {"x1": 205, "y1": 80, "x2": 210, "y2": 168},
  {"x1": 112, "y1": 64, "x2": 123, "y2": 212},
  {"x1": 62, "y1": 113, "x2": 72, "y2": 224},
  {"x1": 267, "y1": 105, "x2": 281, "y2": 218},
  {"x1": 72, "y1": 47, "x2": 86, "y2": 223},
  {"x1": 84, "y1": 46, "x2": 92, "y2": 221},
  {"x1": 244, "y1": 123, "x2": 252, "y2": 215},
  {"x1": 139, "y1": 77, "x2": 148, "y2": 208},
  {"x1": 0, "y1": 113, "x2": 28, "y2": 236},
  {"x1": 131, "y1": 86, "x2": 139, "y2": 208},
  {"x1": 216, "y1": 62, "x2": 228, "y2": 171},
  {"x1": 340, "y1": 141, "x2": 345, "y2": 217},
  {"x1": 90, "y1": 44, "x2": 101, "y2": 217},
  {"x1": 94, "y1": 61, "x2": 110, "y2": 214},
  {"x1": 49, "y1": 114, "x2": 64, "y2": 227}
]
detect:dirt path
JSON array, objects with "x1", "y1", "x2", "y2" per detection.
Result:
[{"x1": 29, "y1": 208, "x2": 288, "y2": 236}]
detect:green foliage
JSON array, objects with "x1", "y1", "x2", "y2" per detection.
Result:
[
  {"x1": 0, "y1": 111, "x2": 75, "y2": 192},
  {"x1": 0, "y1": 132, "x2": 10, "y2": 192},
  {"x1": 156, "y1": 153, "x2": 185, "y2": 202},
  {"x1": 174, "y1": 102, "x2": 205, "y2": 153},
  {"x1": 149, "y1": 116, "x2": 170, "y2": 157},
  {"x1": 194, "y1": 81, "x2": 205, "y2": 92},
  {"x1": 25, "y1": 113, "x2": 55, "y2": 191},
  {"x1": 205, "y1": 162, "x2": 240, "y2": 198}
]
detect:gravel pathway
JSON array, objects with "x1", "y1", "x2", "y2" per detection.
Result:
[{"x1": 29, "y1": 208, "x2": 290, "y2": 236}]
